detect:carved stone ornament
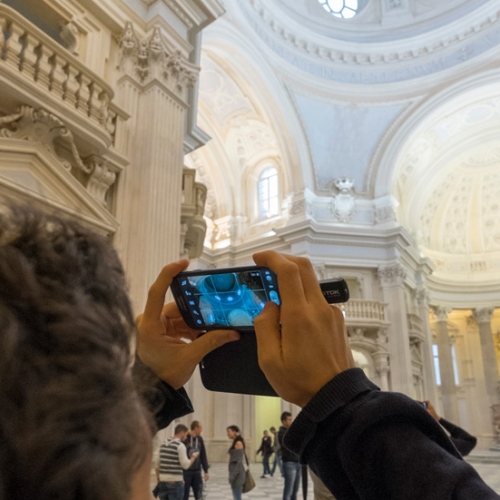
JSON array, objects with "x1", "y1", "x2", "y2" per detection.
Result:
[
  {"x1": 377, "y1": 264, "x2": 406, "y2": 286},
  {"x1": 415, "y1": 287, "x2": 430, "y2": 307},
  {"x1": 332, "y1": 177, "x2": 355, "y2": 223},
  {"x1": 433, "y1": 306, "x2": 451, "y2": 323},
  {"x1": 375, "y1": 205, "x2": 397, "y2": 224},
  {"x1": 60, "y1": 22, "x2": 80, "y2": 55},
  {"x1": 0, "y1": 106, "x2": 117, "y2": 206},
  {"x1": 473, "y1": 307, "x2": 494, "y2": 325},
  {"x1": 117, "y1": 23, "x2": 199, "y2": 95},
  {"x1": 0, "y1": 106, "x2": 92, "y2": 174}
]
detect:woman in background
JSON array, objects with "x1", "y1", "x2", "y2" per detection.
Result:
[{"x1": 227, "y1": 425, "x2": 246, "y2": 500}]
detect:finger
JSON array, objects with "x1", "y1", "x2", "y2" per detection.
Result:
[
  {"x1": 181, "y1": 329, "x2": 240, "y2": 364},
  {"x1": 279, "y1": 255, "x2": 325, "y2": 304},
  {"x1": 254, "y1": 301, "x2": 282, "y2": 372},
  {"x1": 252, "y1": 251, "x2": 306, "y2": 306},
  {"x1": 142, "y1": 260, "x2": 189, "y2": 324}
]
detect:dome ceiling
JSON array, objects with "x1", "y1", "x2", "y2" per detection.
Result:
[{"x1": 396, "y1": 93, "x2": 500, "y2": 282}]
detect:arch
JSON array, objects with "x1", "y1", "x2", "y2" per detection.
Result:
[{"x1": 371, "y1": 67, "x2": 500, "y2": 199}]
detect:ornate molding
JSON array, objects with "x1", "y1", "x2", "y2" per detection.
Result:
[
  {"x1": 375, "y1": 205, "x2": 397, "y2": 224},
  {"x1": 0, "y1": 106, "x2": 118, "y2": 207},
  {"x1": 377, "y1": 263, "x2": 406, "y2": 286},
  {"x1": 242, "y1": 0, "x2": 500, "y2": 84},
  {"x1": 473, "y1": 307, "x2": 494, "y2": 324},
  {"x1": 117, "y1": 23, "x2": 199, "y2": 95},
  {"x1": 414, "y1": 287, "x2": 430, "y2": 307}
]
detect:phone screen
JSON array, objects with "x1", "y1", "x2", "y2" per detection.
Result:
[{"x1": 173, "y1": 267, "x2": 280, "y2": 329}]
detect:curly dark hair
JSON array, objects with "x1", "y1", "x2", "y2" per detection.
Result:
[{"x1": 0, "y1": 205, "x2": 151, "y2": 500}]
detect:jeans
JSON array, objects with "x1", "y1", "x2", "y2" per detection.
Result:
[
  {"x1": 262, "y1": 454, "x2": 272, "y2": 475},
  {"x1": 183, "y1": 470, "x2": 203, "y2": 500},
  {"x1": 271, "y1": 452, "x2": 283, "y2": 477},
  {"x1": 231, "y1": 486, "x2": 242, "y2": 500},
  {"x1": 158, "y1": 481, "x2": 184, "y2": 500},
  {"x1": 283, "y1": 461, "x2": 301, "y2": 500}
]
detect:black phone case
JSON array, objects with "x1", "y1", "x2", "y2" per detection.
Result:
[{"x1": 199, "y1": 331, "x2": 278, "y2": 397}]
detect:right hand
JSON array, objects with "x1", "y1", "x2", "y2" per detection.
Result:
[
  {"x1": 191, "y1": 452, "x2": 200, "y2": 459},
  {"x1": 424, "y1": 400, "x2": 440, "y2": 421},
  {"x1": 253, "y1": 251, "x2": 355, "y2": 407}
]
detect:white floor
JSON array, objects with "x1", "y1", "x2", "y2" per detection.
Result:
[{"x1": 183, "y1": 461, "x2": 500, "y2": 499}]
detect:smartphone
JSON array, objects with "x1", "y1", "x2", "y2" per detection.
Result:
[
  {"x1": 171, "y1": 266, "x2": 349, "y2": 331},
  {"x1": 171, "y1": 266, "x2": 280, "y2": 331}
]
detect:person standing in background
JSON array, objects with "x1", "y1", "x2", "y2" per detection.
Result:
[
  {"x1": 256, "y1": 429, "x2": 273, "y2": 478},
  {"x1": 227, "y1": 425, "x2": 246, "y2": 500},
  {"x1": 278, "y1": 412, "x2": 301, "y2": 500},
  {"x1": 183, "y1": 420, "x2": 209, "y2": 500},
  {"x1": 156, "y1": 424, "x2": 199, "y2": 500},
  {"x1": 270, "y1": 426, "x2": 283, "y2": 477}
]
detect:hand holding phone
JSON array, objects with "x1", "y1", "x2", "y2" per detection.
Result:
[{"x1": 135, "y1": 260, "x2": 239, "y2": 389}]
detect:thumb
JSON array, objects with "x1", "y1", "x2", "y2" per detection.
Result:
[
  {"x1": 183, "y1": 329, "x2": 240, "y2": 364},
  {"x1": 254, "y1": 302, "x2": 282, "y2": 371}
]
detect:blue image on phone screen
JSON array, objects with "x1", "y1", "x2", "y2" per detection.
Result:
[{"x1": 184, "y1": 270, "x2": 280, "y2": 328}]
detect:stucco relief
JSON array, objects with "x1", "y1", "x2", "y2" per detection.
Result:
[
  {"x1": 236, "y1": 0, "x2": 500, "y2": 84},
  {"x1": 117, "y1": 23, "x2": 198, "y2": 94},
  {"x1": 482, "y1": 172, "x2": 500, "y2": 251}
]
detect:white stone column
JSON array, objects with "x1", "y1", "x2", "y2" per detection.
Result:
[
  {"x1": 377, "y1": 264, "x2": 414, "y2": 396},
  {"x1": 433, "y1": 306, "x2": 460, "y2": 423},
  {"x1": 473, "y1": 308, "x2": 499, "y2": 407},
  {"x1": 415, "y1": 287, "x2": 438, "y2": 403},
  {"x1": 373, "y1": 352, "x2": 390, "y2": 391},
  {"x1": 112, "y1": 24, "x2": 199, "y2": 310}
]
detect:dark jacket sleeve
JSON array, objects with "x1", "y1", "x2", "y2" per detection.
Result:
[
  {"x1": 283, "y1": 368, "x2": 499, "y2": 500},
  {"x1": 200, "y1": 436, "x2": 209, "y2": 473},
  {"x1": 439, "y1": 418, "x2": 477, "y2": 456},
  {"x1": 132, "y1": 357, "x2": 194, "y2": 430}
]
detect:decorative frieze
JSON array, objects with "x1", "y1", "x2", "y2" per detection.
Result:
[{"x1": 117, "y1": 23, "x2": 199, "y2": 96}]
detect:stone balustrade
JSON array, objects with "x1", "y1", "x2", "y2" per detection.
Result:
[
  {"x1": 344, "y1": 299, "x2": 388, "y2": 323},
  {"x1": 0, "y1": 4, "x2": 117, "y2": 145}
]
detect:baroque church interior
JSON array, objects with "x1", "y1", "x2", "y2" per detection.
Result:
[{"x1": 1, "y1": 0, "x2": 500, "y2": 470}]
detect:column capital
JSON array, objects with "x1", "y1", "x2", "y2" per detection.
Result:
[
  {"x1": 432, "y1": 306, "x2": 451, "y2": 322},
  {"x1": 473, "y1": 307, "x2": 494, "y2": 324},
  {"x1": 415, "y1": 286, "x2": 430, "y2": 307},
  {"x1": 377, "y1": 263, "x2": 406, "y2": 287}
]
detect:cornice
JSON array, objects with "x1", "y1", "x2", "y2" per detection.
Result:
[{"x1": 237, "y1": 0, "x2": 500, "y2": 84}]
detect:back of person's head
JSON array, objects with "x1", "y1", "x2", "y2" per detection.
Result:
[
  {"x1": 281, "y1": 411, "x2": 292, "y2": 424},
  {"x1": 0, "y1": 205, "x2": 151, "y2": 500},
  {"x1": 174, "y1": 424, "x2": 188, "y2": 435},
  {"x1": 190, "y1": 420, "x2": 200, "y2": 431}
]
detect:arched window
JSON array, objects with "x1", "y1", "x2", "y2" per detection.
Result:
[
  {"x1": 318, "y1": 0, "x2": 359, "y2": 19},
  {"x1": 257, "y1": 167, "x2": 279, "y2": 219}
]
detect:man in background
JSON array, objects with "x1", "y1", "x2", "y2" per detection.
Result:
[
  {"x1": 156, "y1": 424, "x2": 199, "y2": 500},
  {"x1": 183, "y1": 420, "x2": 209, "y2": 500},
  {"x1": 278, "y1": 412, "x2": 300, "y2": 500},
  {"x1": 270, "y1": 426, "x2": 283, "y2": 477}
]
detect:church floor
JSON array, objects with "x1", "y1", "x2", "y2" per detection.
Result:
[{"x1": 182, "y1": 461, "x2": 500, "y2": 499}]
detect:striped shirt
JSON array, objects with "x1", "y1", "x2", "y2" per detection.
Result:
[{"x1": 158, "y1": 438, "x2": 191, "y2": 482}]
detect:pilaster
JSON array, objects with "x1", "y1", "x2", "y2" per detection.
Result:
[
  {"x1": 376, "y1": 263, "x2": 413, "y2": 396},
  {"x1": 473, "y1": 308, "x2": 499, "y2": 407},
  {"x1": 433, "y1": 306, "x2": 460, "y2": 423},
  {"x1": 113, "y1": 22, "x2": 199, "y2": 310}
]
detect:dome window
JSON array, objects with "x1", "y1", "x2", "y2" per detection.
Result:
[{"x1": 318, "y1": 0, "x2": 359, "y2": 19}]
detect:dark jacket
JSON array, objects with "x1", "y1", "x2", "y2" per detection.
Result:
[
  {"x1": 284, "y1": 368, "x2": 499, "y2": 500},
  {"x1": 257, "y1": 435, "x2": 273, "y2": 456},
  {"x1": 278, "y1": 425, "x2": 299, "y2": 463},
  {"x1": 182, "y1": 434, "x2": 209, "y2": 473},
  {"x1": 439, "y1": 418, "x2": 477, "y2": 456}
]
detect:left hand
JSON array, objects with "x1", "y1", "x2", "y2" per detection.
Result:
[
  {"x1": 136, "y1": 260, "x2": 240, "y2": 389},
  {"x1": 204, "y1": 472, "x2": 209, "y2": 481}
]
